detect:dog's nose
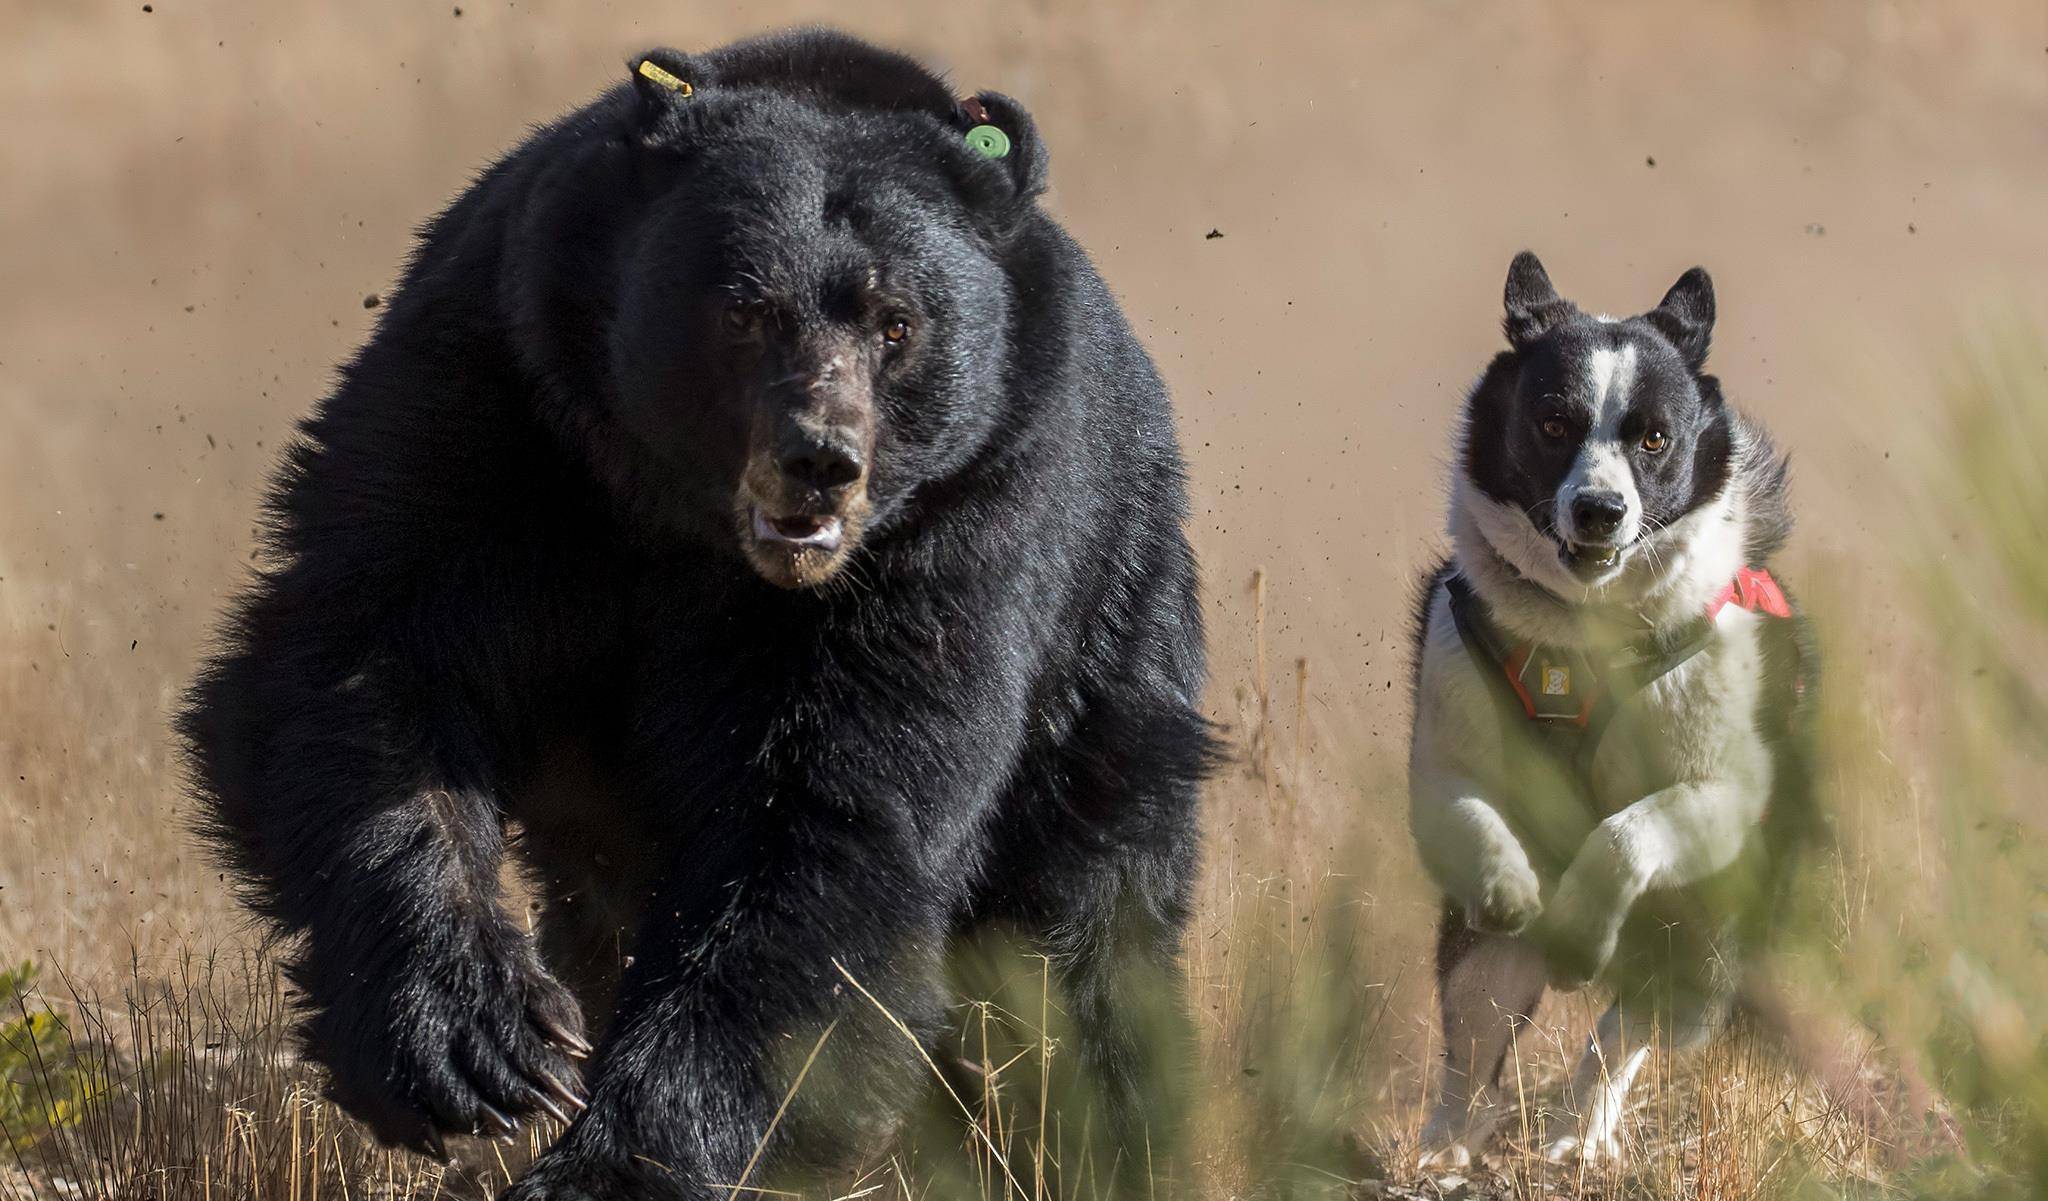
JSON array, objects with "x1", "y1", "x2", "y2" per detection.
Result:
[
  {"x1": 774, "y1": 426, "x2": 865, "y2": 493},
  {"x1": 1571, "y1": 490, "x2": 1628, "y2": 538}
]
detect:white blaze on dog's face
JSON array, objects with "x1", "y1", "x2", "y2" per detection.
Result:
[
  {"x1": 1555, "y1": 342, "x2": 1646, "y2": 554},
  {"x1": 1458, "y1": 253, "x2": 1732, "y2": 594}
]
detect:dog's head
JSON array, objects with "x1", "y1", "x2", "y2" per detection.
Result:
[{"x1": 1458, "y1": 252, "x2": 1734, "y2": 599}]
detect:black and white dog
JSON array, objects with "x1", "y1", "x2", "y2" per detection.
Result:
[{"x1": 1408, "y1": 253, "x2": 1811, "y2": 1166}]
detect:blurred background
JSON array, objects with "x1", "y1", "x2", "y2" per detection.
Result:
[{"x1": 2, "y1": 2, "x2": 2044, "y2": 1197}]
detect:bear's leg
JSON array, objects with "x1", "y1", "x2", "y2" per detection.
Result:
[
  {"x1": 1044, "y1": 873, "x2": 1197, "y2": 1192},
  {"x1": 516, "y1": 743, "x2": 641, "y2": 1034},
  {"x1": 503, "y1": 810, "x2": 954, "y2": 1201},
  {"x1": 974, "y1": 703, "x2": 1206, "y2": 1194},
  {"x1": 530, "y1": 870, "x2": 635, "y2": 1040},
  {"x1": 183, "y1": 643, "x2": 592, "y2": 1159},
  {"x1": 1419, "y1": 910, "x2": 1548, "y2": 1170}
]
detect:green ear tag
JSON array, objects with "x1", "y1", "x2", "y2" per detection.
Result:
[{"x1": 965, "y1": 124, "x2": 1011, "y2": 160}]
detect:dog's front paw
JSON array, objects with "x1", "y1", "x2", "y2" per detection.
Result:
[
  {"x1": 1535, "y1": 884, "x2": 1620, "y2": 991},
  {"x1": 1542, "y1": 925, "x2": 1615, "y2": 991},
  {"x1": 1543, "y1": 1129, "x2": 1623, "y2": 1165},
  {"x1": 307, "y1": 921, "x2": 593, "y2": 1157},
  {"x1": 1467, "y1": 856, "x2": 1543, "y2": 934}
]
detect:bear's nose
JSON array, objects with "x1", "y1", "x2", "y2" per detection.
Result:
[
  {"x1": 774, "y1": 426, "x2": 865, "y2": 493},
  {"x1": 1571, "y1": 490, "x2": 1628, "y2": 539}
]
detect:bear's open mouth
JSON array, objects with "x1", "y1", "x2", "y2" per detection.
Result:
[{"x1": 752, "y1": 508, "x2": 845, "y2": 552}]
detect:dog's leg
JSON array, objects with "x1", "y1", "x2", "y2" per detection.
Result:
[
  {"x1": 1544, "y1": 993, "x2": 1727, "y2": 1163},
  {"x1": 1419, "y1": 914, "x2": 1547, "y2": 1169},
  {"x1": 1543, "y1": 1005, "x2": 1650, "y2": 1164},
  {"x1": 1410, "y1": 774, "x2": 1548, "y2": 935},
  {"x1": 1542, "y1": 767, "x2": 1770, "y2": 988}
]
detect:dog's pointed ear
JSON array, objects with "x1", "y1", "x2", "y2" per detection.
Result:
[
  {"x1": 949, "y1": 91, "x2": 1048, "y2": 230},
  {"x1": 628, "y1": 49, "x2": 701, "y2": 144},
  {"x1": 1502, "y1": 251, "x2": 1577, "y2": 348},
  {"x1": 1646, "y1": 267, "x2": 1715, "y2": 370}
]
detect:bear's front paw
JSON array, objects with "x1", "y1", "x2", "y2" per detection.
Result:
[
  {"x1": 502, "y1": 1147, "x2": 657, "y2": 1201},
  {"x1": 307, "y1": 922, "x2": 593, "y2": 1158},
  {"x1": 1467, "y1": 857, "x2": 1543, "y2": 934}
]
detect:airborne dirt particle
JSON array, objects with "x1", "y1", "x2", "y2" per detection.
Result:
[
  {"x1": 1205, "y1": 228, "x2": 1224, "y2": 240},
  {"x1": 362, "y1": 293, "x2": 381, "y2": 309}
]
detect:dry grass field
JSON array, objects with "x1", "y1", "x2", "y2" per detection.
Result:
[{"x1": 2, "y1": 2, "x2": 2045, "y2": 1197}]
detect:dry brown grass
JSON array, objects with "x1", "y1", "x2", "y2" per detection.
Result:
[{"x1": 4, "y1": 528, "x2": 2027, "y2": 1200}]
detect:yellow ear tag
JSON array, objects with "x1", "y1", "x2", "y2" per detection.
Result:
[{"x1": 637, "y1": 60, "x2": 693, "y2": 96}]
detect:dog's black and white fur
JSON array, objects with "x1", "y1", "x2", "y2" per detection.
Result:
[{"x1": 1409, "y1": 253, "x2": 1804, "y2": 1165}]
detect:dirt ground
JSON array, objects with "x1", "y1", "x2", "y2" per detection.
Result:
[{"x1": 2, "y1": 0, "x2": 2045, "y2": 1185}]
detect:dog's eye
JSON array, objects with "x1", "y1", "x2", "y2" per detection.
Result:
[
  {"x1": 1540, "y1": 415, "x2": 1569, "y2": 439},
  {"x1": 882, "y1": 318, "x2": 913, "y2": 347},
  {"x1": 1641, "y1": 429, "x2": 1668, "y2": 453}
]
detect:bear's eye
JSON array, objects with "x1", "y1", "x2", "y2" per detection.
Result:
[
  {"x1": 882, "y1": 318, "x2": 913, "y2": 347},
  {"x1": 1641, "y1": 429, "x2": 1668, "y2": 453},
  {"x1": 1539, "y1": 414, "x2": 1569, "y2": 440},
  {"x1": 725, "y1": 299, "x2": 768, "y2": 334}
]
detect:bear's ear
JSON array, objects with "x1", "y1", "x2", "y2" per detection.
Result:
[
  {"x1": 628, "y1": 49, "x2": 701, "y2": 144},
  {"x1": 1502, "y1": 251, "x2": 1578, "y2": 348},
  {"x1": 950, "y1": 91, "x2": 1048, "y2": 227},
  {"x1": 1644, "y1": 266, "x2": 1715, "y2": 370}
]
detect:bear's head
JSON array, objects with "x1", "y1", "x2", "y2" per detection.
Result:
[{"x1": 509, "y1": 30, "x2": 1050, "y2": 589}]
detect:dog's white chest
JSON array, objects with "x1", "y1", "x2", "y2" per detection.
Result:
[{"x1": 1583, "y1": 609, "x2": 1768, "y2": 810}]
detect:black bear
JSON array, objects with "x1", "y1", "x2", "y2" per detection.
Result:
[{"x1": 179, "y1": 29, "x2": 1213, "y2": 1199}]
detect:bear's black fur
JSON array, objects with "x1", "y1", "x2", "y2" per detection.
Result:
[{"x1": 179, "y1": 29, "x2": 1213, "y2": 1198}]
